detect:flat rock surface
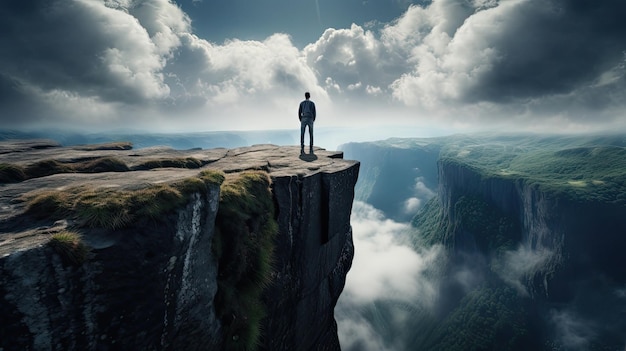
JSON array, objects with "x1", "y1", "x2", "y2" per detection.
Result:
[{"x1": 0, "y1": 140, "x2": 357, "y2": 256}]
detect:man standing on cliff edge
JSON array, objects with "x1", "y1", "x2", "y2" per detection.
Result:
[{"x1": 298, "y1": 92, "x2": 316, "y2": 155}]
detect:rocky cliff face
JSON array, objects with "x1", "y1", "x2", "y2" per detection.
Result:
[
  {"x1": 437, "y1": 158, "x2": 626, "y2": 299},
  {"x1": 0, "y1": 141, "x2": 358, "y2": 351},
  {"x1": 336, "y1": 135, "x2": 626, "y2": 349}
]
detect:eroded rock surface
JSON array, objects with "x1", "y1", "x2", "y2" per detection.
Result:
[{"x1": 0, "y1": 140, "x2": 359, "y2": 351}]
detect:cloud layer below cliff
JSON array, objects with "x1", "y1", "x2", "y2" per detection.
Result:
[
  {"x1": 336, "y1": 201, "x2": 444, "y2": 351},
  {"x1": 1, "y1": 0, "x2": 625, "y2": 134}
]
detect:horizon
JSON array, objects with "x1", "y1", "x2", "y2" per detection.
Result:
[{"x1": 4, "y1": 125, "x2": 624, "y2": 154}]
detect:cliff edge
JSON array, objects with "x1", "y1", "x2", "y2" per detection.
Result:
[{"x1": 0, "y1": 141, "x2": 359, "y2": 351}]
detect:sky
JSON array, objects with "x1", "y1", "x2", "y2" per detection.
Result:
[{"x1": 1, "y1": 0, "x2": 626, "y2": 134}]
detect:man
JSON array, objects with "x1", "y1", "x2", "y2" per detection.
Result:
[{"x1": 298, "y1": 92, "x2": 316, "y2": 154}]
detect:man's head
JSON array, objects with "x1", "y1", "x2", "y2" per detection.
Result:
[{"x1": 305, "y1": 92, "x2": 310, "y2": 99}]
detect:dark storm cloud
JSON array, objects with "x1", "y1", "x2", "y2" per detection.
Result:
[
  {"x1": 0, "y1": 74, "x2": 46, "y2": 126},
  {"x1": 384, "y1": 0, "x2": 626, "y2": 129},
  {"x1": 472, "y1": 0, "x2": 626, "y2": 104},
  {"x1": 0, "y1": 0, "x2": 169, "y2": 103}
]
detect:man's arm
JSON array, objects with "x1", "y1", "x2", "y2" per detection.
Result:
[
  {"x1": 312, "y1": 102, "x2": 316, "y2": 120},
  {"x1": 298, "y1": 102, "x2": 302, "y2": 121}
]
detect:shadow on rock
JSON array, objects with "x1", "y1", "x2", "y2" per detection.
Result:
[{"x1": 299, "y1": 153, "x2": 318, "y2": 162}]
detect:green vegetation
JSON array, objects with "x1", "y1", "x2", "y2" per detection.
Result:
[
  {"x1": 0, "y1": 163, "x2": 27, "y2": 183},
  {"x1": 0, "y1": 157, "x2": 130, "y2": 183},
  {"x1": 74, "y1": 157, "x2": 130, "y2": 173},
  {"x1": 454, "y1": 196, "x2": 520, "y2": 254},
  {"x1": 364, "y1": 134, "x2": 626, "y2": 351},
  {"x1": 411, "y1": 196, "x2": 448, "y2": 248},
  {"x1": 429, "y1": 286, "x2": 533, "y2": 351},
  {"x1": 439, "y1": 134, "x2": 626, "y2": 205},
  {"x1": 24, "y1": 169, "x2": 226, "y2": 229},
  {"x1": 25, "y1": 190, "x2": 73, "y2": 220},
  {"x1": 1, "y1": 153, "x2": 207, "y2": 184},
  {"x1": 213, "y1": 171, "x2": 277, "y2": 351},
  {"x1": 48, "y1": 231, "x2": 90, "y2": 265},
  {"x1": 134, "y1": 157, "x2": 203, "y2": 170},
  {"x1": 25, "y1": 159, "x2": 73, "y2": 178},
  {"x1": 412, "y1": 195, "x2": 519, "y2": 254}
]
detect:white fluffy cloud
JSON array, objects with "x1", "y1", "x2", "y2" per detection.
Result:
[
  {"x1": 342, "y1": 201, "x2": 442, "y2": 304},
  {"x1": 1, "y1": 0, "x2": 625, "y2": 132},
  {"x1": 493, "y1": 244, "x2": 553, "y2": 296},
  {"x1": 336, "y1": 201, "x2": 444, "y2": 350}
]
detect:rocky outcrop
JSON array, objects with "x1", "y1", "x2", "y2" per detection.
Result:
[
  {"x1": 0, "y1": 141, "x2": 359, "y2": 351},
  {"x1": 264, "y1": 159, "x2": 358, "y2": 350}
]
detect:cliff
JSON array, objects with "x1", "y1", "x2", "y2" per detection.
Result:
[
  {"x1": 342, "y1": 134, "x2": 626, "y2": 350},
  {"x1": 0, "y1": 141, "x2": 359, "y2": 351},
  {"x1": 436, "y1": 144, "x2": 626, "y2": 299}
]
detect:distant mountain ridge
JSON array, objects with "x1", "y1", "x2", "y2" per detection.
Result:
[{"x1": 340, "y1": 133, "x2": 626, "y2": 351}]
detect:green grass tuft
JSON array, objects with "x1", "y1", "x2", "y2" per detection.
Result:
[
  {"x1": 74, "y1": 157, "x2": 130, "y2": 173},
  {"x1": 25, "y1": 159, "x2": 73, "y2": 178},
  {"x1": 25, "y1": 191, "x2": 73, "y2": 220},
  {"x1": 198, "y1": 169, "x2": 226, "y2": 185},
  {"x1": 135, "y1": 157, "x2": 203, "y2": 170},
  {"x1": 23, "y1": 171, "x2": 226, "y2": 229},
  {"x1": 0, "y1": 163, "x2": 27, "y2": 183},
  {"x1": 132, "y1": 185, "x2": 185, "y2": 218},
  {"x1": 74, "y1": 189, "x2": 133, "y2": 229},
  {"x1": 48, "y1": 231, "x2": 90, "y2": 265}
]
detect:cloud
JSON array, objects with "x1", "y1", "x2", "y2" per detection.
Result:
[
  {"x1": 0, "y1": 0, "x2": 328, "y2": 130},
  {"x1": 1, "y1": 0, "x2": 625, "y2": 133},
  {"x1": 549, "y1": 309, "x2": 597, "y2": 351},
  {"x1": 1, "y1": 0, "x2": 174, "y2": 102},
  {"x1": 403, "y1": 176, "x2": 436, "y2": 215},
  {"x1": 336, "y1": 201, "x2": 444, "y2": 350},
  {"x1": 342, "y1": 201, "x2": 442, "y2": 304},
  {"x1": 386, "y1": 0, "x2": 626, "y2": 127},
  {"x1": 492, "y1": 244, "x2": 552, "y2": 296},
  {"x1": 337, "y1": 314, "x2": 391, "y2": 351}
]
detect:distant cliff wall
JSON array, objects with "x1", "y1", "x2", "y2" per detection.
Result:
[
  {"x1": 437, "y1": 159, "x2": 626, "y2": 298},
  {"x1": 340, "y1": 140, "x2": 440, "y2": 222}
]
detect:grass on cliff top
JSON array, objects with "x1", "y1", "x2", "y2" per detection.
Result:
[
  {"x1": 213, "y1": 170, "x2": 277, "y2": 351},
  {"x1": 48, "y1": 231, "x2": 90, "y2": 266},
  {"x1": 440, "y1": 135, "x2": 626, "y2": 205},
  {"x1": 0, "y1": 157, "x2": 130, "y2": 183},
  {"x1": 0, "y1": 163, "x2": 27, "y2": 183},
  {"x1": 24, "y1": 169, "x2": 225, "y2": 229},
  {"x1": 134, "y1": 157, "x2": 204, "y2": 170},
  {"x1": 1, "y1": 153, "x2": 208, "y2": 184}
]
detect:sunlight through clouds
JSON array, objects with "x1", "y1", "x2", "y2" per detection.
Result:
[{"x1": 0, "y1": 0, "x2": 625, "y2": 132}]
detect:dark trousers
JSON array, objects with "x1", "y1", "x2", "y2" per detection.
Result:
[{"x1": 300, "y1": 118, "x2": 314, "y2": 148}]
